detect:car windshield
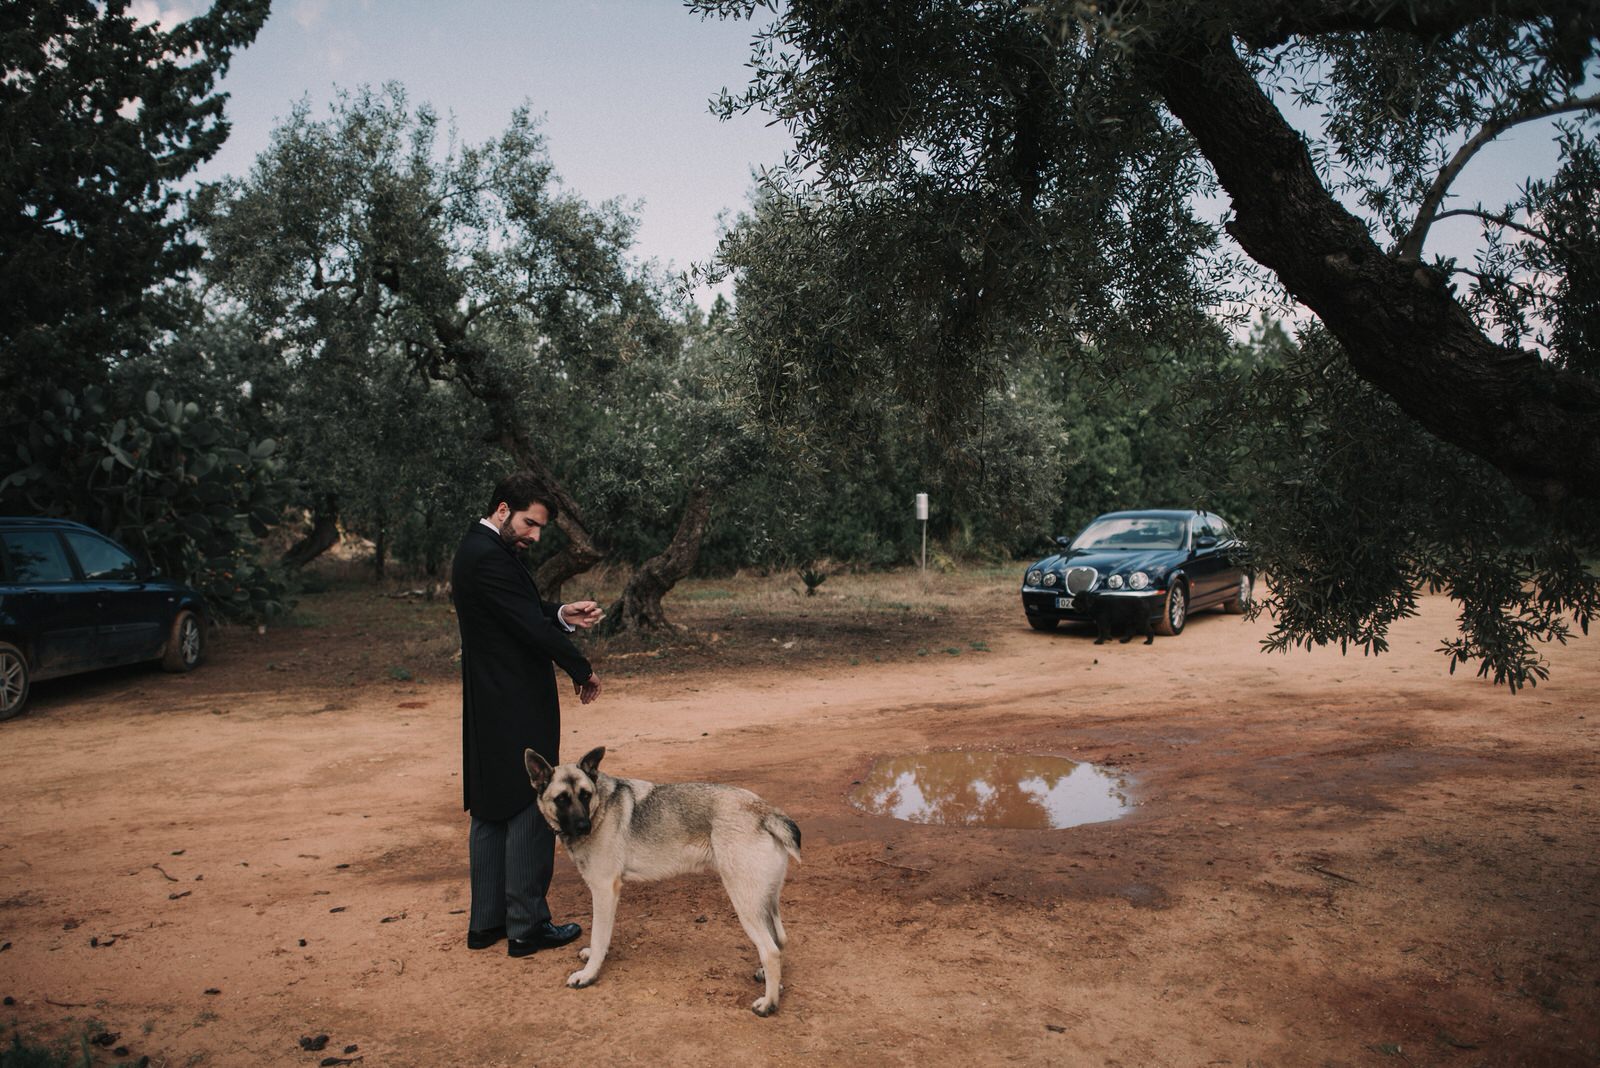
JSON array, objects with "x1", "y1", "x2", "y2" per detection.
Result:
[{"x1": 1070, "y1": 516, "x2": 1186, "y2": 551}]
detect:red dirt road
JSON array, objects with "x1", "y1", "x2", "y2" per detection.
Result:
[{"x1": 2, "y1": 588, "x2": 1597, "y2": 1066}]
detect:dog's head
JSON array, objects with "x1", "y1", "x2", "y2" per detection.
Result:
[{"x1": 525, "y1": 745, "x2": 605, "y2": 840}]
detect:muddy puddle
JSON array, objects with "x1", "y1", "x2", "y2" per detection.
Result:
[{"x1": 849, "y1": 750, "x2": 1133, "y2": 829}]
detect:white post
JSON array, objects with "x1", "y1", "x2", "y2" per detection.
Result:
[{"x1": 915, "y1": 493, "x2": 929, "y2": 571}]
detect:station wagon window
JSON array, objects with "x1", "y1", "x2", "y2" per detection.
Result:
[
  {"x1": 2, "y1": 532, "x2": 76, "y2": 583},
  {"x1": 62, "y1": 531, "x2": 138, "y2": 581}
]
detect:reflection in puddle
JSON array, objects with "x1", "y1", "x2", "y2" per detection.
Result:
[{"x1": 850, "y1": 750, "x2": 1133, "y2": 829}]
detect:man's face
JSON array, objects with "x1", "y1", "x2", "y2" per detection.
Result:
[{"x1": 496, "y1": 501, "x2": 550, "y2": 551}]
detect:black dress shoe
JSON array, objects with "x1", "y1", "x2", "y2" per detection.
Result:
[
  {"x1": 466, "y1": 925, "x2": 506, "y2": 950},
  {"x1": 507, "y1": 920, "x2": 582, "y2": 957}
]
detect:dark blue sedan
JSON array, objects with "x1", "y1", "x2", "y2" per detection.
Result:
[
  {"x1": 1021, "y1": 509, "x2": 1251, "y2": 636},
  {"x1": 0, "y1": 518, "x2": 207, "y2": 719}
]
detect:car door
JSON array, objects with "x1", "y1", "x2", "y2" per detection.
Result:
[
  {"x1": 0, "y1": 529, "x2": 100, "y2": 678},
  {"x1": 1210, "y1": 516, "x2": 1246, "y2": 594},
  {"x1": 1186, "y1": 514, "x2": 1228, "y2": 604},
  {"x1": 59, "y1": 530, "x2": 163, "y2": 663}
]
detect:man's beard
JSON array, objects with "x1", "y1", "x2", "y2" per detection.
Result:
[{"x1": 498, "y1": 518, "x2": 532, "y2": 550}]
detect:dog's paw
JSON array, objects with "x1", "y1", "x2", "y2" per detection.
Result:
[
  {"x1": 578, "y1": 946, "x2": 592, "y2": 961},
  {"x1": 567, "y1": 969, "x2": 598, "y2": 989},
  {"x1": 751, "y1": 995, "x2": 778, "y2": 1017}
]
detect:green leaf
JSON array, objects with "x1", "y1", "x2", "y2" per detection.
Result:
[{"x1": 146, "y1": 390, "x2": 161, "y2": 415}]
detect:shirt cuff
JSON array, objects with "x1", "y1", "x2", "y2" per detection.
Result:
[{"x1": 556, "y1": 605, "x2": 577, "y2": 632}]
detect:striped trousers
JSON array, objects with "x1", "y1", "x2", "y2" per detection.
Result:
[{"x1": 468, "y1": 801, "x2": 555, "y2": 936}]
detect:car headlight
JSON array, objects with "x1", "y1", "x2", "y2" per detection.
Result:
[
  {"x1": 1106, "y1": 573, "x2": 1124, "y2": 590},
  {"x1": 1129, "y1": 571, "x2": 1149, "y2": 590},
  {"x1": 1026, "y1": 569, "x2": 1042, "y2": 586},
  {"x1": 1043, "y1": 573, "x2": 1058, "y2": 587}
]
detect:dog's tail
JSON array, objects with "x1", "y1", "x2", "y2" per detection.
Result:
[{"x1": 763, "y1": 811, "x2": 802, "y2": 864}]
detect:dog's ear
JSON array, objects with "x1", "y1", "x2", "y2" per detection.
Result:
[
  {"x1": 525, "y1": 748, "x2": 554, "y2": 792},
  {"x1": 577, "y1": 745, "x2": 606, "y2": 781}
]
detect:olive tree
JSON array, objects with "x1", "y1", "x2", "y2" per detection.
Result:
[
  {"x1": 695, "y1": 0, "x2": 1599, "y2": 688},
  {"x1": 194, "y1": 87, "x2": 675, "y2": 589}
]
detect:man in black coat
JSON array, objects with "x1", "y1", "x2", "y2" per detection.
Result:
[{"x1": 453, "y1": 472, "x2": 603, "y2": 957}]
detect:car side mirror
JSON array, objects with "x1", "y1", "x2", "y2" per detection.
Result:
[
  {"x1": 1195, "y1": 534, "x2": 1218, "y2": 550},
  {"x1": 1054, "y1": 536, "x2": 1072, "y2": 549}
]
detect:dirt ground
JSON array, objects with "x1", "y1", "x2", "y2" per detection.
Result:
[{"x1": 2, "y1": 572, "x2": 1597, "y2": 1067}]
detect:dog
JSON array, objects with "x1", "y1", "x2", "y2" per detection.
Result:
[
  {"x1": 524, "y1": 746, "x2": 801, "y2": 1016},
  {"x1": 1093, "y1": 596, "x2": 1155, "y2": 645}
]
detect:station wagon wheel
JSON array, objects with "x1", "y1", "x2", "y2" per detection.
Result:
[
  {"x1": 162, "y1": 610, "x2": 204, "y2": 673},
  {"x1": 1224, "y1": 573, "x2": 1253, "y2": 614},
  {"x1": 0, "y1": 641, "x2": 29, "y2": 721},
  {"x1": 1154, "y1": 581, "x2": 1188, "y2": 637}
]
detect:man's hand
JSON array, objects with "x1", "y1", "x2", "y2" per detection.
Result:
[
  {"x1": 576, "y1": 673, "x2": 602, "y2": 705},
  {"x1": 560, "y1": 601, "x2": 605, "y2": 629}
]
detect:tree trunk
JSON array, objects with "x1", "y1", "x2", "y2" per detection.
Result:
[
  {"x1": 600, "y1": 486, "x2": 715, "y2": 635},
  {"x1": 423, "y1": 503, "x2": 441, "y2": 577},
  {"x1": 373, "y1": 518, "x2": 387, "y2": 581},
  {"x1": 1146, "y1": 34, "x2": 1600, "y2": 508},
  {"x1": 282, "y1": 496, "x2": 340, "y2": 569}
]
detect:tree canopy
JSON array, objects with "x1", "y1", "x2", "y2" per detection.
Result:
[
  {"x1": 1, "y1": 0, "x2": 269, "y2": 400},
  {"x1": 0, "y1": 1, "x2": 284, "y2": 619}
]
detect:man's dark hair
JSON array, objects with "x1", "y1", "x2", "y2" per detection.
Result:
[{"x1": 486, "y1": 472, "x2": 560, "y2": 522}]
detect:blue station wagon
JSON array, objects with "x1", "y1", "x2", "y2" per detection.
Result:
[
  {"x1": 0, "y1": 518, "x2": 207, "y2": 720},
  {"x1": 1021, "y1": 509, "x2": 1251, "y2": 636}
]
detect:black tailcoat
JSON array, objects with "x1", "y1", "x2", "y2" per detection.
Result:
[{"x1": 453, "y1": 522, "x2": 592, "y2": 821}]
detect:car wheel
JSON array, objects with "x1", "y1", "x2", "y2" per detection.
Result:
[
  {"x1": 1154, "y1": 581, "x2": 1188, "y2": 636},
  {"x1": 0, "y1": 641, "x2": 29, "y2": 721},
  {"x1": 162, "y1": 610, "x2": 204, "y2": 672},
  {"x1": 1224, "y1": 573, "x2": 1253, "y2": 614},
  {"x1": 1027, "y1": 617, "x2": 1059, "y2": 632}
]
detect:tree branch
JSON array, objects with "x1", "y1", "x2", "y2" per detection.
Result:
[
  {"x1": 1143, "y1": 32, "x2": 1600, "y2": 506},
  {"x1": 1232, "y1": 0, "x2": 1600, "y2": 49},
  {"x1": 1432, "y1": 208, "x2": 1549, "y2": 245},
  {"x1": 1397, "y1": 93, "x2": 1600, "y2": 263},
  {"x1": 1451, "y1": 266, "x2": 1549, "y2": 302}
]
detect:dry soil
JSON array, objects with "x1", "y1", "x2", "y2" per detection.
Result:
[{"x1": 1, "y1": 579, "x2": 1597, "y2": 1066}]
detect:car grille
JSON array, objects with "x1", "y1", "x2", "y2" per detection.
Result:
[{"x1": 1065, "y1": 567, "x2": 1098, "y2": 595}]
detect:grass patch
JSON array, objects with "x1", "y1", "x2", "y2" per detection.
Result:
[{"x1": 3, "y1": 1028, "x2": 92, "y2": 1068}]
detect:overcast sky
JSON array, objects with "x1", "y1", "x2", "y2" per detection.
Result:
[
  {"x1": 151, "y1": 0, "x2": 1567, "y2": 320},
  {"x1": 171, "y1": 0, "x2": 793, "y2": 305}
]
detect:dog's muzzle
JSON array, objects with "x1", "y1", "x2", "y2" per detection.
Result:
[{"x1": 563, "y1": 814, "x2": 592, "y2": 839}]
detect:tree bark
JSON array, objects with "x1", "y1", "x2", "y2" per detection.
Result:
[
  {"x1": 601, "y1": 485, "x2": 715, "y2": 634},
  {"x1": 281, "y1": 495, "x2": 340, "y2": 569},
  {"x1": 1145, "y1": 34, "x2": 1600, "y2": 508},
  {"x1": 372, "y1": 518, "x2": 386, "y2": 581}
]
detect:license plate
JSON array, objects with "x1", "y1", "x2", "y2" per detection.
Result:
[{"x1": 1055, "y1": 596, "x2": 1072, "y2": 609}]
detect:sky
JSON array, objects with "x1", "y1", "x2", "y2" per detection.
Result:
[
  {"x1": 137, "y1": 0, "x2": 1574, "y2": 322},
  {"x1": 165, "y1": 0, "x2": 794, "y2": 306}
]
